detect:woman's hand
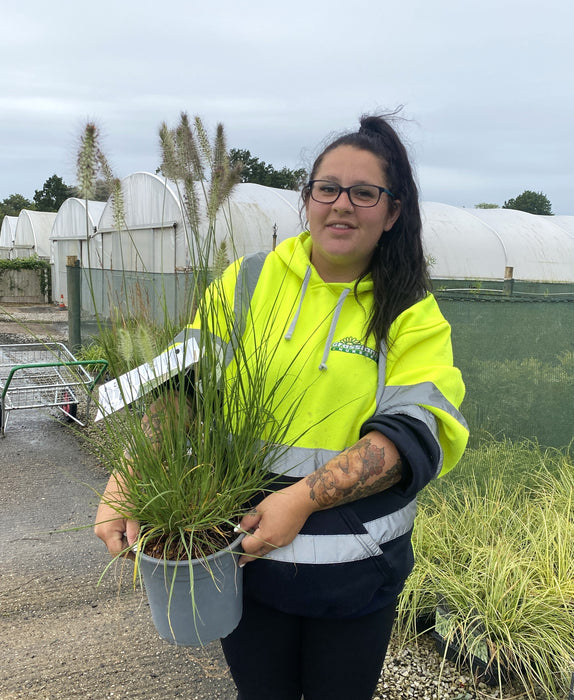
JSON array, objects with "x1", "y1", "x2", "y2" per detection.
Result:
[
  {"x1": 94, "y1": 473, "x2": 140, "y2": 558},
  {"x1": 237, "y1": 481, "x2": 317, "y2": 566}
]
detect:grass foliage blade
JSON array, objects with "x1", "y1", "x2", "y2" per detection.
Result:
[{"x1": 397, "y1": 438, "x2": 574, "y2": 699}]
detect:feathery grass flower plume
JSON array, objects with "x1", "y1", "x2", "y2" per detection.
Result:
[
  {"x1": 159, "y1": 114, "x2": 241, "y2": 266},
  {"x1": 96, "y1": 146, "x2": 124, "y2": 233},
  {"x1": 159, "y1": 122, "x2": 180, "y2": 180},
  {"x1": 108, "y1": 177, "x2": 125, "y2": 235},
  {"x1": 77, "y1": 122, "x2": 123, "y2": 232},
  {"x1": 76, "y1": 123, "x2": 99, "y2": 201},
  {"x1": 208, "y1": 123, "x2": 242, "y2": 220},
  {"x1": 194, "y1": 115, "x2": 212, "y2": 167},
  {"x1": 213, "y1": 240, "x2": 230, "y2": 279},
  {"x1": 159, "y1": 119, "x2": 201, "y2": 234},
  {"x1": 176, "y1": 113, "x2": 203, "y2": 180}
]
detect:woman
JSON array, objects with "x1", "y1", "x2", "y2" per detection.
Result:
[{"x1": 96, "y1": 114, "x2": 468, "y2": 700}]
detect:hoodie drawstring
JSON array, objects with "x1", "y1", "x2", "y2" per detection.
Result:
[
  {"x1": 319, "y1": 288, "x2": 350, "y2": 371},
  {"x1": 284, "y1": 266, "x2": 312, "y2": 340},
  {"x1": 284, "y1": 266, "x2": 351, "y2": 372}
]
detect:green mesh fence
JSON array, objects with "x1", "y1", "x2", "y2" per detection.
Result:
[
  {"x1": 436, "y1": 291, "x2": 574, "y2": 449},
  {"x1": 81, "y1": 268, "x2": 197, "y2": 327}
]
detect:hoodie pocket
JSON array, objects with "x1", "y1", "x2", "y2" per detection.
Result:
[{"x1": 336, "y1": 505, "x2": 394, "y2": 580}]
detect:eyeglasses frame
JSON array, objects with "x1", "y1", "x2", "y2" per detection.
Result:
[{"x1": 307, "y1": 179, "x2": 395, "y2": 208}]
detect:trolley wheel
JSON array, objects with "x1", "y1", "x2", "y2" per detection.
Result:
[{"x1": 61, "y1": 390, "x2": 78, "y2": 421}]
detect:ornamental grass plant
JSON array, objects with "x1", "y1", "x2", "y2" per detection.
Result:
[
  {"x1": 87, "y1": 113, "x2": 315, "y2": 569},
  {"x1": 396, "y1": 438, "x2": 574, "y2": 699},
  {"x1": 94, "y1": 327, "x2": 306, "y2": 562}
]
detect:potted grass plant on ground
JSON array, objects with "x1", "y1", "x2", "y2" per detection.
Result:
[
  {"x1": 396, "y1": 439, "x2": 574, "y2": 699},
  {"x1": 90, "y1": 114, "x2": 309, "y2": 645}
]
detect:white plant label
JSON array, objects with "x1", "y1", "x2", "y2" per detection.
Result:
[{"x1": 94, "y1": 338, "x2": 200, "y2": 421}]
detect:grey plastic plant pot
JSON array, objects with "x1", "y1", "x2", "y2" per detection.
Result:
[{"x1": 137, "y1": 535, "x2": 244, "y2": 647}]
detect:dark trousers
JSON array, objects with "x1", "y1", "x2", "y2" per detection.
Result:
[{"x1": 220, "y1": 596, "x2": 396, "y2": 700}]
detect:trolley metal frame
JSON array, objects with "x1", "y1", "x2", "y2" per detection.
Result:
[{"x1": 0, "y1": 343, "x2": 108, "y2": 436}]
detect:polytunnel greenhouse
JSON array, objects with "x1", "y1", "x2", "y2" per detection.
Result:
[
  {"x1": 84, "y1": 172, "x2": 302, "y2": 319},
  {"x1": 0, "y1": 215, "x2": 18, "y2": 259},
  {"x1": 50, "y1": 198, "x2": 106, "y2": 305},
  {"x1": 549, "y1": 214, "x2": 574, "y2": 238},
  {"x1": 95, "y1": 171, "x2": 301, "y2": 272},
  {"x1": 12, "y1": 210, "x2": 57, "y2": 259},
  {"x1": 421, "y1": 202, "x2": 574, "y2": 285}
]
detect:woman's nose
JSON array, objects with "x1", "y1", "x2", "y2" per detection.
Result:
[{"x1": 332, "y1": 189, "x2": 354, "y2": 210}]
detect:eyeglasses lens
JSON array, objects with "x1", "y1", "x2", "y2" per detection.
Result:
[{"x1": 349, "y1": 186, "x2": 380, "y2": 205}]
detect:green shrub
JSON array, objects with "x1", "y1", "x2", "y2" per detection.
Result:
[{"x1": 0, "y1": 256, "x2": 50, "y2": 271}]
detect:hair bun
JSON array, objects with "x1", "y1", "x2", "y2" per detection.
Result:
[{"x1": 358, "y1": 115, "x2": 384, "y2": 137}]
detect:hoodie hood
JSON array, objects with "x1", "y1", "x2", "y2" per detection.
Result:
[{"x1": 274, "y1": 231, "x2": 374, "y2": 293}]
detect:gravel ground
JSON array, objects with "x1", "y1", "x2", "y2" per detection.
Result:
[
  {"x1": 0, "y1": 304, "x2": 534, "y2": 699},
  {"x1": 0, "y1": 303, "x2": 69, "y2": 343}
]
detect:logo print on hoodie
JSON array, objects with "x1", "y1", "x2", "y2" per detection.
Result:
[{"x1": 331, "y1": 336, "x2": 379, "y2": 363}]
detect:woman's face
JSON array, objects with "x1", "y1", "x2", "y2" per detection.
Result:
[{"x1": 305, "y1": 145, "x2": 400, "y2": 282}]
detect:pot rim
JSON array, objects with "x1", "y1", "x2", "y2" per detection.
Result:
[{"x1": 134, "y1": 532, "x2": 245, "y2": 567}]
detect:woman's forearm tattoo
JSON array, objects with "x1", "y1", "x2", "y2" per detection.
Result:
[{"x1": 305, "y1": 437, "x2": 403, "y2": 509}]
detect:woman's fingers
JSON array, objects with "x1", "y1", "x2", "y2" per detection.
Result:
[{"x1": 238, "y1": 527, "x2": 277, "y2": 567}]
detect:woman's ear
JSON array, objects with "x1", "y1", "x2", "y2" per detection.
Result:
[{"x1": 383, "y1": 200, "x2": 401, "y2": 232}]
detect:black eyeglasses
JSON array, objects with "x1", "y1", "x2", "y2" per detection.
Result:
[{"x1": 308, "y1": 180, "x2": 395, "y2": 208}]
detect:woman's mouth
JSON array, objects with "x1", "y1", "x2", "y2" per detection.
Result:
[{"x1": 328, "y1": 222, "x2": 356, "y2": 231}]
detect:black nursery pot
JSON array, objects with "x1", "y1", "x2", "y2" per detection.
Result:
[{"x1": 432, "y1": 600, "x2": 507, "y2": 688}]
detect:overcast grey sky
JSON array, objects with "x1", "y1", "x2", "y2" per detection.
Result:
[{"x1": 1, "y1": 0, "x2": 572, "y2": 214}]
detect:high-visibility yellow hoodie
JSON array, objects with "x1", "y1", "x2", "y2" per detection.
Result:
[{"x1": 180, "y1": 231, "x2": 468, "y2": 618}]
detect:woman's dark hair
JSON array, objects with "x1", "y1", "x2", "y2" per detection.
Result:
[{"x1": 302, "y1": 112, "x2": 431, "y2": 349}]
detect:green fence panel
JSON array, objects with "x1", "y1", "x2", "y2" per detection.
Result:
[{"x1": 437, "y1": 291, "x2": 574, "y2": 448}]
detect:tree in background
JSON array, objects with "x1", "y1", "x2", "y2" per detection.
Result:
[
  {"x1": 503, "y1": 190, "x2": 553, "y2": 215},
  {"x1": 0, "y1": 171, "x2": 105, "y2": 227},
  {"x1": 33, "y1": 174, "x2": 75, "y2": 212},
  {"x1": 0, "y1": 193, "x2": 34, "y2": 227},
  {"x1": 474, "y1": 202, "x2": 500, "y2": 209},
  {"x1": 70, "y1": 178, "x2": 114, "y2": 202},
  {"x1": 93, "y1": 179, "x2": 115, "y2": 201},
  {"x1": 229, "y1": 149, "x2": 307, "y2": 190}
]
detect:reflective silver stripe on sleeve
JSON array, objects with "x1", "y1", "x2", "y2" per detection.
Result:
[
  {"x1": 374, "y1": 349, "x2": 466, "y2": 476},
  {"x1": 375, "y1": 382, "x2": 468, "y2": 478},
  {"x1": 377, "y1": 403, "x2": 444, "y2": 476},
  {"x1": 379, "y1": 382, "x2": 468, "y2": 429},
  {"x1": 234, "y1": 251, "x2": 267, "y2": 321},
  {"x1": 175, "y1": 253, "x2": 267, "y2": 368},
  {"x1": 173, "y1": 327, "x2": 201, "y2": 345},
  {"x1": 265, "y1": 499, "x2": 417, "y2": 565},
  {"x1": 262, "y1": 405, "x2": 446, "y2": 479},
  {"x1": 394, "y1": 404, "x2": 440, "y2": 442},
  {"x1": 264, "y1": 444, "x2": 341, "y2": 478}
]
